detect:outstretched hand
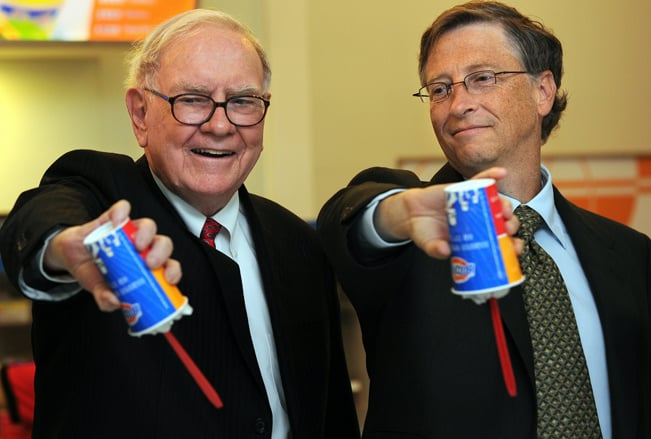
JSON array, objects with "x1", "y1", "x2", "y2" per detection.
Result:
[
  {"x1": 374, "y1": 167, "x2": 521, "y2": 258},
  {"x1": 43, "y1": 200, "x2": 182, "y2": 311}
]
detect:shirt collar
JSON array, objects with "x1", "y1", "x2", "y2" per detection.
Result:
[
  {"x1": 150, "y1": 172, "x2": 240, "y2": 238},
  {"x1": 505, "y1": 165, "x2": 568, "y2": 248}
]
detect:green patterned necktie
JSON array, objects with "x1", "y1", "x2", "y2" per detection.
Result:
[{"x1": 514, "y1": 205, "x2": 602, "y2": 438}]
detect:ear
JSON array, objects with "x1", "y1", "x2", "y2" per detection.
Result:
[
  {"x1": 125, "y1": 88, "x2": 148, "y2": 148},
  {"x1": 535, "y1": 70, "x2": 557, "y2": 117}
]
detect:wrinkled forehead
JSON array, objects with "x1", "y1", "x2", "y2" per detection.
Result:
[
  {"x1": 424, "y1": 23, "x2": 521, "y2": 76},
  {"x1": 159, "y1": 28, "x2": 259, "y2": 69},
  {"x1": 157, "y1": 25, "x2": 264, "y2": 85}
]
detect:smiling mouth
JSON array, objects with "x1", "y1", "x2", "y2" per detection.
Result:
[
  {"x1": 453, "y1": 126, "x2": 481, "y2": 136},
  {"x1": 191, "y1": 148, "x2": 235, "y2": 158}
]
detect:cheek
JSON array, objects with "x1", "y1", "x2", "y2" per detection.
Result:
[
  {"x1": 503, "y1": 97, "x2": 537, "y2": 132},
  {"x1": 156, "y1": 122, "x2": 197, "y2": 148},
  {"x1": 242, "y1": 126, "x2": 265, "y2": 150},
  {"x1": 504, "y1": 85, "x2": 539, "y2": 117},
  {"x1": 429, "y1": 107, "x2": 446, "y2": 134}
]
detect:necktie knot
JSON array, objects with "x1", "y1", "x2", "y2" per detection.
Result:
[
  {"x1": 514, "y1": 205, "x2": 543, "y2": 242},
  {"x1": 200, "y1": 218, "x2": 222, "y2": 248}
]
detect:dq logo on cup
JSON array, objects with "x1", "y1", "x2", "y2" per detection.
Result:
[
  {"x1": 83, "y1": 219, "x2": 192, "y2": 336},
  {"x1": 445, "y1": 179, "x2": 524, "y2": 304}
]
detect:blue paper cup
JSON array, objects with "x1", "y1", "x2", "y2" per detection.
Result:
[
  {"x1": 445, "y1": 179, "x2": 524, "y2": 304},
  {"x1": 83, "y1": 219, "x2": 192, "y2": 336}
]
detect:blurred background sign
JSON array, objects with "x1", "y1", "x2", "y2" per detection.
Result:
[{"x1": 0, "y1": 0, "x2": 196, "y2": 41}]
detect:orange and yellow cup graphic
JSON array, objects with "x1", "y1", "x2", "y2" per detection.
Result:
[
  {"x1": 445, "y1": 179, "x2": 524, "y2": 304},
  {"x1": 84, "y1": 219, "x2": 192, "y2": 336}
]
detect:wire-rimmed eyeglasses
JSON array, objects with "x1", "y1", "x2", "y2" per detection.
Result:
[
  {"x1": 412, "y1": 70, "x2": 529, "y2": 103},
  {"x1": 145, "y1": 88, "x2": 270, "y2": 127}
]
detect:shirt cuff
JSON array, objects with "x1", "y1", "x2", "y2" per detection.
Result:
[
  {"x1": 357, "y1": 189, "x2": 411, "y2": 249},
  {"x1": 18, "y1": 230, "x2": 81, "y2": 301}
]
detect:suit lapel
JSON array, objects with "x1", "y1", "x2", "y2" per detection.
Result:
[
  {"x1": 205, "y1": 185, "x2": 292, "y2": 400},
  {"x1": 236, "y1": 186, "x2": 291, "y2": 368},
  {"x1": 552, "y1": 190, "x2": 639, "y2": 434},
  {"x1": 135, "y1": 161, "x2": 269, "y2": 395},
  {"x1": 200, "y1": 243, "x2": 267, "y2": 393},
  {"x1": 237, "y1": 187, "x2": 298, "y2": 414},
  {"x1": 552, "y1": 188, "x2": 626, "y2": 324}
]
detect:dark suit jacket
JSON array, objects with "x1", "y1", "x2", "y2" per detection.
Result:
[
  {"x1": 317, "y1": 163, "x2": 650, "y2": 439},
  {"x1": 0, "y1": 150, "x2": 360, "y2": 439}
]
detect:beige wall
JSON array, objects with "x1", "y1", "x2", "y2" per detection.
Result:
[
  {"x1": 0, "y1": 43, "x2": 135, "y2": 212},
  {"x1": 1, "y1": 0, "x2": 650, "y2": 219},
  {"x1": 301, "y1": 0, "x2": 651, "y2": 217}
]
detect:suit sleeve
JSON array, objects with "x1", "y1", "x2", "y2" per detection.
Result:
[
  {"x1": 316, "y1": 167, "x2": 428, "y2": 344},
  {"x1": 0, "y1": 150, "x2": 133, "y2": 297}
]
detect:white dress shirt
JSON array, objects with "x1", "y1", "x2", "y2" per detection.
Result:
[
  {"x1": 157, "y1": 181, "x2": 290, "y2": 439},
  {"x1": 359, "y1": 165, "x2": 611, "y2": 438}
]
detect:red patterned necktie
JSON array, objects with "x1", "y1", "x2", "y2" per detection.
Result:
[{"x1": 200, "y1": 218, "x2": 222, "y2": 248}]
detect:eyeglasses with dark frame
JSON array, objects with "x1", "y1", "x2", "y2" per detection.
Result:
[
  {"x1": 412, "y1": 70, "x2": 529, "y2": 103},
  {"x1": 145, "y1": 88, "x2": 270, "y2": 127}
]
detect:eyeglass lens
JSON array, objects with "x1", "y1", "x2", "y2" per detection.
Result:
[{"x1": 172, "y1": 94, "x2": 268, "y2": 126}]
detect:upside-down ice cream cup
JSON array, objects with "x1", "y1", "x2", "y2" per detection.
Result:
[
  {"x1": 83, "y1": 219, "x2": 192, "y2": 336},
  {"x1": 445, "y1": 179, "x2": 524, "y2": 304}
]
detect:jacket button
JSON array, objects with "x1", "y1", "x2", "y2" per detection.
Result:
[{"x1": 254, "y1": 418, "x2": 266, "y2": 434}]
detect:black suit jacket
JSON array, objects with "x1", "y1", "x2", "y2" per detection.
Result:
[
  {"x1": 0, "y1": 150, "x2": 360, "y2": 438},
  {"x1": 317, "y1": 163, "x2": 650, "y2": 439}
]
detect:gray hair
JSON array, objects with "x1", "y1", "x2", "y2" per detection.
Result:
[{"x1": 125, "y1": 8, "x2": 271, "y2": 93}]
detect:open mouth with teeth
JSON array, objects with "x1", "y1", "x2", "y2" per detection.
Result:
[{"x1": 192, "y1": 148, "x2": 235, "y2": 158}]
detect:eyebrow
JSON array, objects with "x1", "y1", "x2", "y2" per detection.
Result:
[
  {"x1": 426, "y1": 64, "x2": 495, "y2": 83},
  {"x1": 228, "y1": 86, "x2": 263, "y2": 96},
  {"x1": 174, "y1": 82, "x2": 262, "y2": 96}
]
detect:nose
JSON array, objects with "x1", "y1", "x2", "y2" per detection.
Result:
[
  {"x1": 200, "y1": 106, "x2": 236, "y2": 134},
  {"x1": 446, "y1": 82, "x2": 477, "y2": 115}
]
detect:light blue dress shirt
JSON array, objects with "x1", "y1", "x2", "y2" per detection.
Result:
[{"x1": 359, "y1": 165, "x2": 611, "y2": 438}]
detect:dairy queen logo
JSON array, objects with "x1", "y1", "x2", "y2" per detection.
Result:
[
  {"x1": 121, "y1": 302, "x2": 143, "y2": 326},
  {"x1": 451, "y1": 257, "x2": 476, "y2": 283}
]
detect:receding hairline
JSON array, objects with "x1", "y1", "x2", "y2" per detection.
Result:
[{"x1": 124, "y1": 9, "x2": 271, "y2": 92}]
